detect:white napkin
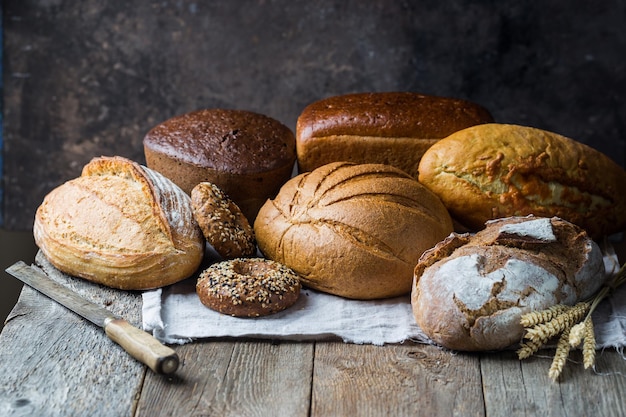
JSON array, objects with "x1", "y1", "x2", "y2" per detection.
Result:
[
  {"x1": 142, "y1": 278, "x2": 431, "y2": 346},
  {"x1": 142, "y1": 252, "x2": 626, "y2": 348}
]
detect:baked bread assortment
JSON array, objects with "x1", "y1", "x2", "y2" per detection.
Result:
[
  {"x1": 31, "y1": 95, "x2": 625, "y2": 343},
  {"x1": 418, "y1": 123, "x2": 626, "y2": 239},
  {"x1": 33, "y1": 156, "x2": 204, "y2": 290},
  {"x1": 191, "y1": 182, "x2": 256, "y2": 259},
  {"x1": 143, "y1": 109, "x2": 296, "y2": 222},
  {"x1": 411, "y1": 216, "x2": 607, "y2": 351},
  {"x1": 196, "y1": 258, "x2": 301, "y2": 317},
  {"x1": 253, "y1": 162, "x2": 454, "y2": 299},
  {"x1": 296, "y1": 92, "x2": 494, "y2": 177}
]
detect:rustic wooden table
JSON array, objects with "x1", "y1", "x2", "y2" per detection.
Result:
[{"x1": 1, "y1": 251, "x2": 625, "y2": 417}]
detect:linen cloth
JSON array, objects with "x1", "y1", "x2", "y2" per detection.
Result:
[{"x1": 142, "y1": 247, "x2": 626, "y2": 348}]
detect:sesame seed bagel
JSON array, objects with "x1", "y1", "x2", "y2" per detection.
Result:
[
  {"x1": 197, "y1": 258, "x2": 301, "y2": 317},
  {"x1": 191, "y1": 182, "x2": 256, "y2": 259}
]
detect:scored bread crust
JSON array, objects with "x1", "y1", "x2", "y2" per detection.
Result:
[
  {"x1": 417, "y1": 123, "x2": 626, "y2": 239},
  {"x1": 254, "y1": 162, "x2": 454, "y2": 300},
  {"x1": 33, "y1": 156, "x2": 204, "y2": 290},
  {"x1": 296, "y1": 92, "x2": 494, "y2": 177}
]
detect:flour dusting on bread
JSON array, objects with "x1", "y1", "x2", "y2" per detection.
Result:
[{"x1": 411, "y1": 216, "x2": 607, "y2": 351}]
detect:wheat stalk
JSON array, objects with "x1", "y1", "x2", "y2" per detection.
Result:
[
  {"x1": 549, "y1": 327, "x2": 572, "y2": 381},
  {"x1": 568, "y1": 322, "x2": 586, "y2": 348},
  {"x1": 518, "y1": 260, "x2": 626, "y2": 381},
  {"x1": 523, "y1": 302, "x2": 589, "y2": 344},
  {"x1": 520, "y1": 304, "x2": 569, "y2": 327},
  {"x1": 583, "y1": 318, "x2": 596, "y2": 369},
  {"x1": 517, "y1": 338, "x2": 545, "y2": 360}
]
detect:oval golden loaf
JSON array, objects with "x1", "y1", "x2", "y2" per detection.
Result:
[
  {"x1": 418, "y1": 123, "x2": 626, "y2": 239},
  {"x1": 254, "y1": 162, "x2": 453, "y2": 299},
  {"x1": 33, "y1": 156, "x2": 204, "y2": 290}
]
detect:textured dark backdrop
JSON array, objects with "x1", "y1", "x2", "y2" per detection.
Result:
[{"x1": 2, "y1": 0, "x2": 625, "y2": 230}]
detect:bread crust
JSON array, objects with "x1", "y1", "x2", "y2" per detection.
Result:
[
  {"x1": 296, "y1": 92, "x2": 493, "y2": 177},
  {"x1": 418, "y1": 123, "x2": 626, "y2": 239},
  {"x1": 197, "y1": 258, "x2": 301, "y2": 317},
  {"x1": 411, "y1": 216, "x2": 606, "y2": 351},
  {"x1": 254, "y1": 162, "x2": 454, "y2": 299},
  {"x1": 144, "y1": 109, "x2": 295, "y2": 173},
  {"x1": 143, "y1": 109, "x2": 296, "y2": 222},
  {"x1": 191, "y1": 182, "x2": 256, "y2": 259},
  {"x1": 33, "y1": 156, "x2": 204, "y2": 290}
]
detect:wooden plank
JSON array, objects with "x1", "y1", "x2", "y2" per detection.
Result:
[
  {"x1": 0, "y1": 258, "x2": 148, "y2": 417},
  {"x1": 311, "y1": 342, "x2": 485, "y2": 417},
  {"x1": 481, "y1": 349, "x2": 626, "y2": 417},
  {"x1": 0, "y1": 229, "x2": 38, "y2": 331},
  {"x1": 553, "y1": 349, "x2": 626, "y2": 416},
  {"x1": 135, "y1": 340, "x2": 314, "y2": 416}
]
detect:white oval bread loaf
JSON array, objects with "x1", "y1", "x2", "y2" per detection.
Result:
[
  {"x1": 34, "y1": 156, "x2": 204, "y2": 290},
  {"x1": 411, "y1": 216, "x2": 606, "y2": 351},
  {"x1": 254, "y1": 162, "x2": 453, "y2": 299}
]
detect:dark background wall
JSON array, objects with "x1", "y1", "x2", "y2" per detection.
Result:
[
  {"x1": 2, "y1": 0, "x2": 625, "y2": 230},
  {"x1": 0, "y1": 0, "x2": 626, "y2": 319},
  {"x1": 1, "y1": 0, "x2": 625, "y2": 325}
]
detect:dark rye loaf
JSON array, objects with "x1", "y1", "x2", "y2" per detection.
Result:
[{"x1": 144, "y1": 109, "x2": 296, "y2": 223}]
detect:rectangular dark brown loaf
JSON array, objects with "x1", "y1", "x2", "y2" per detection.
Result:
[{"x1": 295, "y1": 92, "x2": 494, "y2": 177}]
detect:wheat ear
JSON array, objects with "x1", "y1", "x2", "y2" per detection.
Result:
[
  {"x1": 524, "y1": 302, "x2": 590, "y2": 344},
  {"x1": 549, "y1": 327, "x2": 572, "y2": 382},
  {"x1": 521, "y1": 304, "x2": 569, "y2": 327},
  {"x1": 582, "y1": 318, "x2": 596, "y2": 369}
]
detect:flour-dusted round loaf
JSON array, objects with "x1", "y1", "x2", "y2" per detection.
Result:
[
  {"x1": 33, "y1": 156, "x2": 204, "y2": 290},
  {"x1": 411, "y1": 216, "x2": 607, "y2": 351},
  {"x1": 296, "y1": 92, "x2": 494, "y2": 178},
  {"x1": 254, "y1": 162, "x2": 454, "y2": 299},
  {"x1": 143, "y1": 109, "x2": 296, "y2": 222},
  {"x1": 417, "y1": 123, "x2": 626, "y2": 239}
]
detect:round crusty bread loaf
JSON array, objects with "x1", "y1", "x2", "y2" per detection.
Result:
[
  {"x1": 417, "y1": 123, "x2": 626, "y2": 239},
  {"x1": 254, "y1": 162, "x2": 454, "y2": 299},
  {"x1": 143, "y1": 109, "x2": 296, "y2": 223},
  {"x1": 33, "y1": 156, "x2": 204, "y2": 290},
  {"x1": 296, "y1": 92, "x2": 494, "y2": 177},
  {"x1": 412, "y1": 216, "x2": 606, "y2": 351}
]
